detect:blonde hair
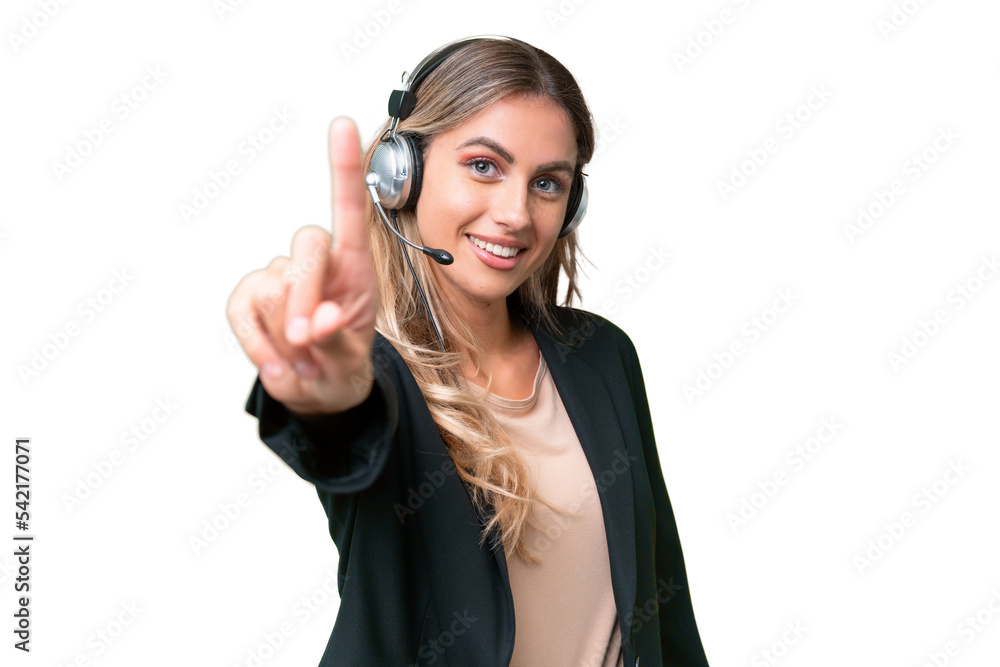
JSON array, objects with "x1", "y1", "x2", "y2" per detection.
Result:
[{"x1": 362, "y1": 38, "x2": 596, "y2": 563}]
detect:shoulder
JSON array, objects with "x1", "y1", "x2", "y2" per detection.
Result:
[
  {"x1": 369, "y1": 330, "x2": 419, "y2": 392},
  {"x1": 543, "y1": 304, "x2": 638, "y2": 353},
  {"x1": 538, "y1": 305, "x2": 642, "y2": 371}
]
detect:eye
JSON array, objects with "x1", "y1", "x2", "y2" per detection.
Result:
[
  {"x1": 534, "y1": 177, "x2": 566, "y2": 194},
  {"x1": 465, "y1": 158, "x2": 498, "y2": 176}
]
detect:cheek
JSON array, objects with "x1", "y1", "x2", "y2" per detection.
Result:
[
  {"x1": 417, "y1": 180, "x2": 485, "y2": 237},
  {"x1": 529, "y1": 212, "x2": 564, "y2": 252},
  {"x1": 534, "y1": 239, "x2": 561, "y2": 270}
]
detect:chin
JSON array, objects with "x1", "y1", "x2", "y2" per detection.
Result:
[
  {"x1": 453, "y1": 274, "x2": 525, "y2": 306},
  {"x1": 472, "y1": 286, "x2": 522, "y2": 307}
]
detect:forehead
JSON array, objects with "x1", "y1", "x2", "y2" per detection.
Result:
[{"x1": 438, "y1": 94, "x2": 578, "y2": 164}]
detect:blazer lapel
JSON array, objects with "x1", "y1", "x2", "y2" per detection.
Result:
[{"x1": 531, "y1": 315, "x2": 638, "y2": 646}]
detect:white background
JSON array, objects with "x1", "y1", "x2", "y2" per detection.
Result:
[{"x1": 3, "y1": 0, "x2": 999, "y2": 665}]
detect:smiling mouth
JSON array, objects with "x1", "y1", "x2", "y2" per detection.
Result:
[{"x1": 466, "y1": 234, "x2": 523, "y2": 258}]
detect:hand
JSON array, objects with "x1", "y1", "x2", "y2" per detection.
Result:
[{"x1": 227, "y1": 117, "x2": 378, "y2": 415}]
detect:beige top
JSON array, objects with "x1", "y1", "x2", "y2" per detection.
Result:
[{"x1": 464, "y1": 352, "x2": 624, "y2": 667}]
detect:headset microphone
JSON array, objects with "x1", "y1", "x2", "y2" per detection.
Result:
[{"x1": 365, "y1": 173, "x2": 454, "y2": 265}]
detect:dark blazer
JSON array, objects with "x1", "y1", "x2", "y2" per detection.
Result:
[{"x1": 244, "y1": 305, "x2": 710, "y2": 667}]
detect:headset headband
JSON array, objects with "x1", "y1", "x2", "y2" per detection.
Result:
[{"x1": 386, "y1": 35, "x2": 513, "y2": 137}]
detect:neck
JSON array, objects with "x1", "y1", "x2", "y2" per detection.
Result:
[{"x1": 452, "y1": 295, "x2": 523, "y2": 358}]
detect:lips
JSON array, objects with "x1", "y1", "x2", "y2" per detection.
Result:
[
  {"x1": 467, "y1": 234, "x2": 523, "y2": 258},
  {"x1": 466, "y1": 234, "x2": 525, "y2": 270}
]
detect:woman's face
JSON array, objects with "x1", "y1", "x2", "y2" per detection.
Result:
[{"x1": 414, "y1": 93, "x2": 578, "y2": 313}]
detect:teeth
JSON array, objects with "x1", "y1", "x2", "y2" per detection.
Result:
[{"x1": 469, "y1": 235, "x2": 521, "y2": 259}]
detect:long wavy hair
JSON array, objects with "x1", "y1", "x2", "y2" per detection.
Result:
[{"x1": 362, "y1": 37, "x2": 596, "y2": 563}]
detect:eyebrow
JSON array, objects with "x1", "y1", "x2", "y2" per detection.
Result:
[{"x1": 455, "y1": 136, "x2": 575, "y2": 175}]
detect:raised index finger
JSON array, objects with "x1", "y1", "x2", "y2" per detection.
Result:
[{"x1": 328, "y1": 117, "x2": 369, "y2": 254}]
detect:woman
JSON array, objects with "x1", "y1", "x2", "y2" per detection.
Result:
[{"x1": 227, "y1": 35, "x2": 710, "y2": 667}]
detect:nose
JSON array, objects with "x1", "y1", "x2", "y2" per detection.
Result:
[{"x1": 490, "y1": 179, "x2": 531, "y2": 232}]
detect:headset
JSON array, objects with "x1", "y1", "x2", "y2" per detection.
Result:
[
  {"x1": 365, "y1": 35, "x2": 588, "y2": 255},
  {"x1": 363, "y1": 35, "x2": 589, "y2": 353}
]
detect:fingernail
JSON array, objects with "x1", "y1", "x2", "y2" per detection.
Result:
[
  {"x1": 294, "y1": 361, "x2": 319, "y2": 378},
  {"x1": 287, "y1": 317, "x2": 309, "y2": 344},
  {"x1": 262, "y1": 362, "x2": 284, "y2": 378}
]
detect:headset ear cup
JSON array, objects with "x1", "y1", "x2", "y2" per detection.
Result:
[
  {"x1": 401, "y1": 132, "x2": 423, "y2": 209},
  {"x1": 559, "y1": 173, "x2": 587, "y2": 238},
  {"x1": 369, "y1": 135, "x2": 413, "y2": 210}
]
